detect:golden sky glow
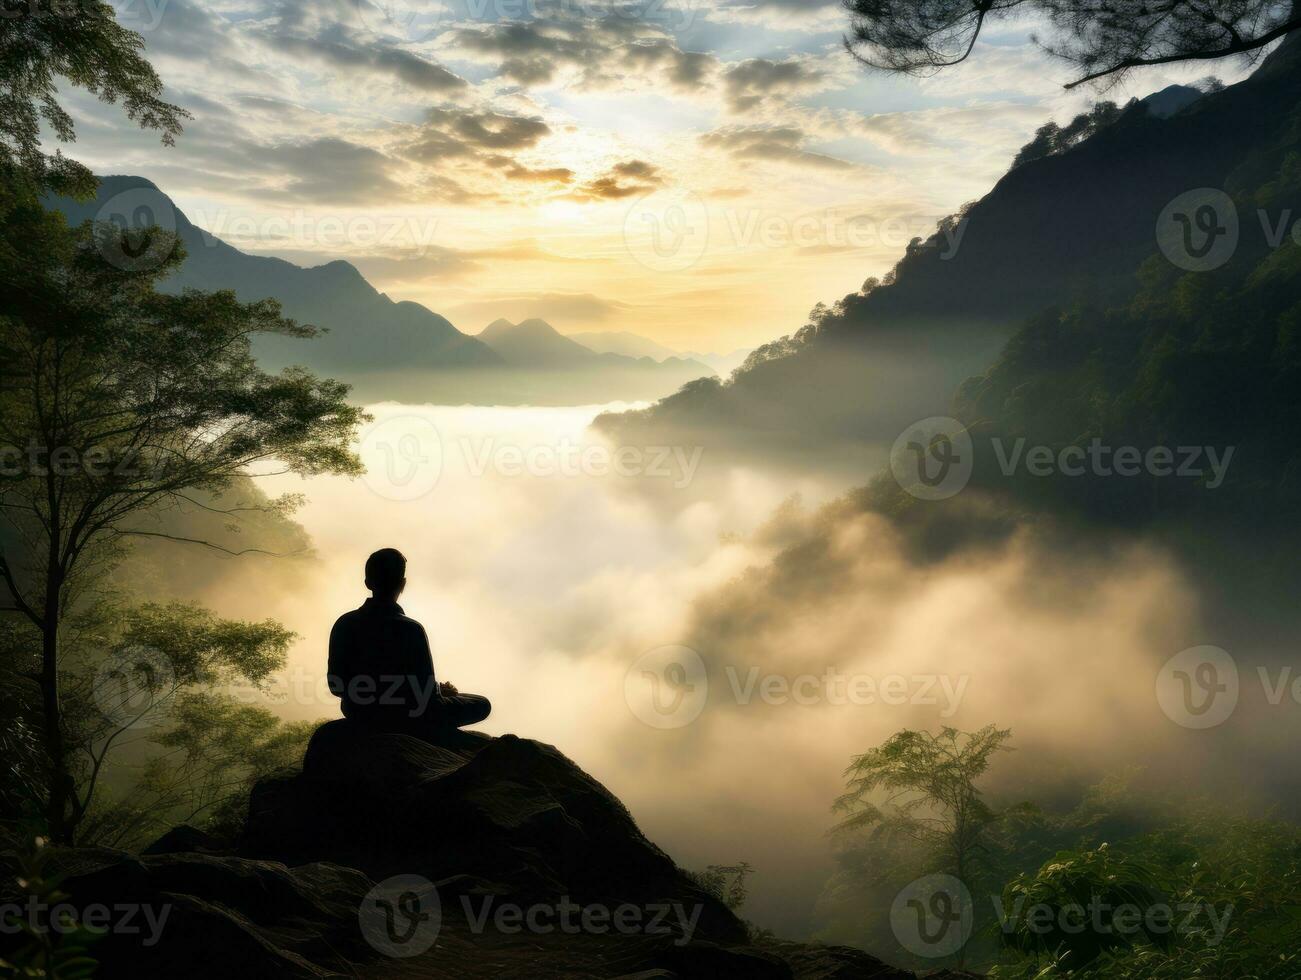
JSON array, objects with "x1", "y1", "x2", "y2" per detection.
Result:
[{"x1": 63, "y1": 0, "x2": 1244, "y2": 351}]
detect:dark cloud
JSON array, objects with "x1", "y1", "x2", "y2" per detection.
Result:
[
  {"x1": 245, "y1": 0, "x2": 468, "y2": 93},
  {"x1": 448, "y1": 18, "x2": 715, "y2": 93},
  {"x1": 255, "y1": 137, "x2": 407, "y2": 202},
  {"x1": 502, "y1": 164, "x2": 575, "y2": 183},
  {"x1": 612, "y1": 159, "x2": 659, "y2": 181},
  {"x1": 568, "y1": 159, "x2": 662, "y2": 200},
  {"x1": 699, "y1": 126, "x2": 853, "y2": 170},
  {"x1": 270, "y1": 33, "x2": 467, "y2": 92},
  {"x1": 399, "y1": 107, "x2": 552, "y2": 165},
  {"x1": 431, "y1": 108, "x2": 551, "y2": 150},
  {"x1": 723, "y1": 57, "x2": 826, "y2": 111}
]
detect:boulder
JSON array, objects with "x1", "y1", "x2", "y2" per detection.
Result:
[
  {"x1": 0, "y1": 844, "x2": 374, "y2": 978},
  {"x1": 141, "y1": 823, "x2": 227, "y2": 856},
  {"x1": 242, "y1": 721, "x2": 746, "y2": 946}
]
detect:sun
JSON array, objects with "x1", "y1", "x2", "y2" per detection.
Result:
[{"x1": 536, "y1": 198, "x2": 593, "y2": 225}]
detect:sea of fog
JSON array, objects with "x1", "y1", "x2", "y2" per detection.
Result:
[{"x1": 189, "y1": 402, "x2": 1300, "y2": 938}]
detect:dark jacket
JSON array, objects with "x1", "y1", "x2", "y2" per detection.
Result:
[{"x1": 327, "y1": 598, "x2": 440, "y2": 722}]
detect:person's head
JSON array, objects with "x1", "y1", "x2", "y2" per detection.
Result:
[{"x1": 364, "y1": 548, "x2": 407, "y2": 600}]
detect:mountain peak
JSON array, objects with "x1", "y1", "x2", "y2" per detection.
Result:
[
  {"x1": 305, "y1": 258, "x2": 365, "y2": 282},
  {"x1": 1141, "y1": 84, "x2": 1203, "y2": 118},
  {"x1": 479, "y1": 317, "x2": 518, "y2": 339},
  {"x1": 515, "y1": 317, "x2": 559, "y2": 334}
]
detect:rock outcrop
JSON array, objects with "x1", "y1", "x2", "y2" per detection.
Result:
[{"x1": 1, "y1": 724, "x2": 939, "y2": 978}]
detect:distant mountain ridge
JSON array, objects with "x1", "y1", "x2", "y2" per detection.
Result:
[
  {"x1": 48, "y1": 176, "x2": 500, "y2": 383},
  {"x1": 481, "y1": 318, "x2": 714, "y2": 376},
  {"x1": 481, "y1": 317, "x2": 627, "y2": 366},
  {"x1": 569, "y1": 329, "x2": 753, "y2": 376},
  {"x1": 46, "y1": 178, "x2": 713, "y2": 406}
]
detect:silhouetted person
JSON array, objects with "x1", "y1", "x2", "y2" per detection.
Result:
[{"x1": 328, "y1": 548, "x2": 491, "y2": 739}]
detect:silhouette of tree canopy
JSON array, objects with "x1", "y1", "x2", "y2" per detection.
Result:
[
  {"x1": 1, "y1": 0, "x2": 188, "y2": 200},
  {"x1": 843, "y1": 0, "x2": 1301, "y2": 88},
  {"x1": 0, "y1": 208, "x2": 365, "y2": 841},
  {"x1": 1010, "y1": 100, "x2": 1122, "y2": 168},
  {"x1": 833, "y1": 725, "x2": 1015, "y2": 885}
]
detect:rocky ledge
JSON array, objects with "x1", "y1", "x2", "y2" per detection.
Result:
[{"x1": 1, "y1": 722, "x2": 973, "y2": 978}]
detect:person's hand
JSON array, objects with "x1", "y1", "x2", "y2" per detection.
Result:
[{"x1": 439, "y1": 681, "x2": 459, "y2": 696}]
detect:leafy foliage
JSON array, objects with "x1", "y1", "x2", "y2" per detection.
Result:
[
  {"x1": 0, "y1": 838, "x2": 100, "y2": 979},
  {"x1": 843, "y1": 0, "x2": 1301, "y2": 89},
  {"x1": 81, "y1": 693, "x2": 317, "y2": 847},
  {"x1": 0, "y1": 0, "x2": 188, "y2": 201},
  {"x1": 998, "y1": 844, "x2": 1172, "y2": 968},
  {"x1": 1011, "y1": 101, "x2": 1123, "y2": 169},
  {"x1": 690, "y1": 863, "x2": 755, "y2": 911},
  {"x1": 833, "y1": 725, "x2": 1015, "y2": 883}
]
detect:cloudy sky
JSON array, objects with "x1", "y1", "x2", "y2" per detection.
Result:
[{"x1": 66, "y1": 0, "x2": 1238, "y2": 350}]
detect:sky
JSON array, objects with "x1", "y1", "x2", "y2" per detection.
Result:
[{"x1": 62, "y1": 0, "x2": 1245, "y2": 350}]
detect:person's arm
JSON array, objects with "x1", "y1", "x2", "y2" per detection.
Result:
[
  {"x1": 327, "y1": 617, "x2": 347, "y2": 701},
  {"x1": 414, "y1": 623, "x2": 443, "y2": 704}
]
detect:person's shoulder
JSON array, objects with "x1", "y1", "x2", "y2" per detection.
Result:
[
  {"x1": 332, "y1": 608, "x2": 364, "y2": 630},
  {"x1": 394, "y1": 611, "x2": 427, "y2": 632}
]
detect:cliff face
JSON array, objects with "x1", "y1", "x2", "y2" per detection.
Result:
[{"x1": 2, "y1": 725, "x2": 950, "y2": 978}]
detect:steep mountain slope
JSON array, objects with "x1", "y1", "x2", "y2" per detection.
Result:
[
  {"x1": 597, "y1": 35, "x2": 1301, "y2": 456},
  {"x1": 48, "y1": 177, "x2": 501, "y2": 386}
]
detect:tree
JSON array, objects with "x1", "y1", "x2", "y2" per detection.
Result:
[
  {"x1": 76, "y1": 688, "x2": 319, "y2": 848},
  {"x1": 0, "y1": 211, "x2": 365, "y2": 841},
  {"x1": 843, "y1": 0, "x2": 1301, "y2": 89},
  {"x1": 690, "y1": 863, "x2": 755, "y2": 911},
  {"x1": 0, "y1": 0, "x2": 188, "y2": 201},
  {"x1": 57, "y1": 602, "x2": 304, "y2": 846},
  {"x1": 833, "y1": 725, "x2": 1015, "y2": 888}
]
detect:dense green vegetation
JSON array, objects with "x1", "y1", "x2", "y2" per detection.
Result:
[{"x1": 820, "y1": 728, "x2": 1301, "y2": 978}]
